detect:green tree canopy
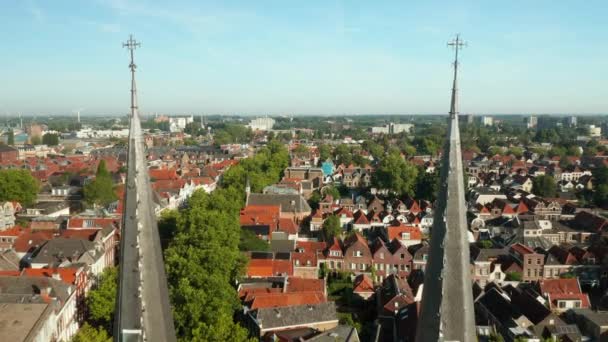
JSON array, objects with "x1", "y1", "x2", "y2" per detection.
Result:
[
  {"x1": 334, "y1": 144, "x2": 352, "y2": 166},
  {"x1": 0, "y1": 169, "x2": 39, "y2": 206},
  {"x1": 71, "y1": 323, "x2": 111, "y2": 342},
  {"x1": 373, "y1": 152, "x2": 419, "y2": 196},
  {"x1": 86, "y1": 267, "x2": 117, "y2": 334},
  {"x1": 164, "y1": 190, "x2": 251, "y2": 341},
  {"x1": 318, "y1": 144, "x2": 332, "y2": 162},
  {"x1": 532, "y1": 175, "x2": 557, "y2": 198},
  {"x1": 292, "y1": 144, "x2": 309, "y2": 157},
  {"x1": 239, "y1": 229, "x2": 270, "y2": 251},
  {"x1": 30, "y1": 135, "x2": 42, "y2": 145},
  {"x1": 593, "y1": 184, "x2": 608, "y2": 209},
  {"x1": 84, "y1": 160, "x2": 117, "y2": 207},
  {"x1": 7, "y1": 129, "x2": 14, "y2": 145},
  {"x1": 415, "y1": 170, "x2": 439, "y2": 202},
  {"x1": 322, "y1": 215, "x2": 342, "y2": 241},
  {"x1": 42, "y1": 133, "x2": 60, "y2": 146}
]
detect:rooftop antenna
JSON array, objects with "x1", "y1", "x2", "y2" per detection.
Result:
[{"x1": 447, "y1": 34, "x2": 466, "y2": 118}]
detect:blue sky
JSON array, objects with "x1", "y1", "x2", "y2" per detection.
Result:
[{"x1": 1, "y1": 0, "x2": 607, "y2": 116}]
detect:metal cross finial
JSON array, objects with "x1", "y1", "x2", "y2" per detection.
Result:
[
  {"x1": 447, "y1": 34, "x2": 466, "y2": 65},
  {"x1": 123, "y1": 34, "x2": 141, "y2": 71},
  {"x1": 123, "y1": 34, "x2": 140, "y2": 51}
]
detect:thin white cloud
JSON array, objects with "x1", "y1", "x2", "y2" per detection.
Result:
[
  {"x1": 97, "y1": 0, "x2": 257, "y2": 35},
  {"x1": 26, "y1": 1, "x2": 45, "y2": 23},
  {"x1": 100, "y1": 23, "x2": 121, "y2": 33}
]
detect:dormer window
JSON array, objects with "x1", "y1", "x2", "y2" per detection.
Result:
[{"x1": 354, "y1": 250, "x2": 362, "y2": 257}]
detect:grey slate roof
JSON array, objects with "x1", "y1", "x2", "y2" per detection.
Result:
[
  {"x1": 29, "y1": 238, "x2": 101, "y2": 266},
  {"x1": 247, "y1": 193, "x2": 311, "y2": 213},
  {"x1": 304, "y1": 324, "x2": 360, "y2": 341},
  {"x1": 0, "y1": 275, "x2": 72, "y2": 303},
  {"x1": 254, "y1": 302, "x2": 338, "y2": 330},
  {"x1": 0, "y1": 250, "x2": 21, "y2": 271}
]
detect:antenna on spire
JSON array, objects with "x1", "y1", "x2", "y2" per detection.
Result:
[
  {"x1": 447, "y1": 34, "x2": 466, "y2": 118},
  {"x1": 123, "y1": 35, "x2": 141, "y2": 117}
]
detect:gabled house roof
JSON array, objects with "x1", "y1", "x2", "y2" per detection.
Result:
[{"x1": 353, "y1": 274, "x2": 374, "y2": 295}]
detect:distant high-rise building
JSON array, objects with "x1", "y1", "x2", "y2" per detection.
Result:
[
  {"x1": 248, "y1": 117, "x2": 275, "y2": 131},
  {"x1": 564, "y1": 116, "x2": 577, "y2": 127},
  {"x1": 588, "y1": 125, "x2": 602, "y2": 138},
  {"x1": 390, "y1": 123, "x2": 413, "y2": 134},
  {"x1": 479, "y1": 116, "x2": 493, "y2": 126},
  {"x1": 169, "y1": 115, "x2": 194, "y2": 132},
  {"x1": 525, "y1": 116, "x2": 538, "y2": 129},
  {"x1": 537, "y1": 116, "x2": 559, "y2": 130},
  {"x1": 370, "y1": 123, "x2": 413, "y2": 135},
  {"x1": 466, "y1": 114, "x2": 474, "y2": 124}
]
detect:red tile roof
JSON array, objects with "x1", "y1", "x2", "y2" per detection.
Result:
[
  {"x1": 510, "y1": 243, "x2": 535, "y2": 256},
  {"x1": 286, "y1": 277, "x2": 325, "y2": 293},
  {"x1": 247, "y1": 259, "x2": 293, "y2": 277},
  {"x1": 22, "y1": 267, "x2": 80, "y2": 286},
  {"x1": 353, "y1": 274, "x2": 374, "y2": 294},
  {"x1": 149, "y1": 168, "x2": 179, "y2": 181},
  {"x1": 13, "y1": 229, "x2": 56, "y2": 253},
  {"x1": 278, "y1": 218, "x2": 299, "y2": 235},
  {"x1": 249, "y1": 292, "x2": 326, "y2": 309},
  {"x1": 240, "y1": 205, "x2": 280, "y2": 227},
  {"x1": 540, "y1": 278, "x2": 590, "y2": 309},
  {"x1": 387, "y1": 224, "x2": 422, "y2": 241}
]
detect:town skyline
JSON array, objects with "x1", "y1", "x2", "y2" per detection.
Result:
[{"x1": 1, "y1": 1, "x2": 607, "y2": 115}]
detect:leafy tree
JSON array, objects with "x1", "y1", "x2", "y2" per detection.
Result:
[
  {"x1": 415, "y1": 171, "x2": 439, "y2": 202},
  {"x1": 353, "y1": 153, "x2": 370, "y2": 167},
  {"x1": 308, "y1": 191, "x2": 322, "y2": 210},
  {"x1": 560, "y1": 272, "x2": 576, "y2": 279},
  {"x1": 594, "y1": 166, "x2": 608, "y2": 186},
  {"x1": 488, "y1": 332, "x2": 505, "y2": 342},
  {"x1": 239, "y1": 229, "x2": 270, "y2": 251},
  {"x1": 321, "y1": 186, "x2": 340, "y2": 200},
  {"x1": 0, "y1": 169, "x2": 39, "y2": 206},
  {"x1": 7, "y1": 129, "x2": 14, "y2": 145},
  {"x1": 83, "y1": 160, "x2": 117, "y2": 207},
  {"x1": 30, "y1": 135, "x2": 42, "y2": 145},
  {"x1": 42, "y1": 133, "x2": 60, "y2": 146},
  {"x1": 373, "y1": 152, "x2": 419, "y2": 196},
  {"x1": 508, "y1": 147, "x2": 524, "y2": 158},
  {"x1": 362, "y1": 140, "x2": 384, "y2": 160},
  {"x1": 71, "y1": 323, "x2": 111, "y2": 342},
  {"x1": 322, "y1": 215, "x2": 342, "y2": 240},
  {"x1": 334, "y1": 144, "x2": 352, "y2": 166},
  {"x1": 488, "y1": 146, "x2": 503, "y2": 156},
  {"x1": 548, "y1": 146, "x2": 566, "y2": 158},
  {"x1": 593, "y1": 184, "x2": 608, "y2": 208},
  {"x1": 292, "y1": 144, "x2": 309, "y2": 157},
  {"x1": 338, "y1": 313, "x2": 361, "y2": 332},
  {"x1": 158, "y1": 209, "x2": 179, "y2": 250},
  {"x1": 86, "y1": 267, "x2": 117, "y2": 334},
  {"x1": 164, "y1": 193, "x2": 251, "y2": 341},
  {"x1": 318, "y1": 144, "x2": 332, "y2": 162},
  {"x1": 414, "y1": 137, "x2": 440, "y2": 156},
  {"x1": 221, "y1": 142, "x2": 289, "y2": 194},
  {"x1": 559, "y1": 157, "x2": 572, "y2": 168},
  {"x1": 532, "y1": 175, "x2": 557, "y2": 198},
  {"x1": 505, "y1": 271, "x2": 522, "y2": 281},
  {"x1": 477, "y1": 240, "x2": 494, "y2": 249}
]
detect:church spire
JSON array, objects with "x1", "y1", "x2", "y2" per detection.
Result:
[
  {"x1": 448, "y1": 34, "x2": 466, "y2": 118},
  {"x1": 123, "y1": 35, "x2": 141, "y2": 118}
]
